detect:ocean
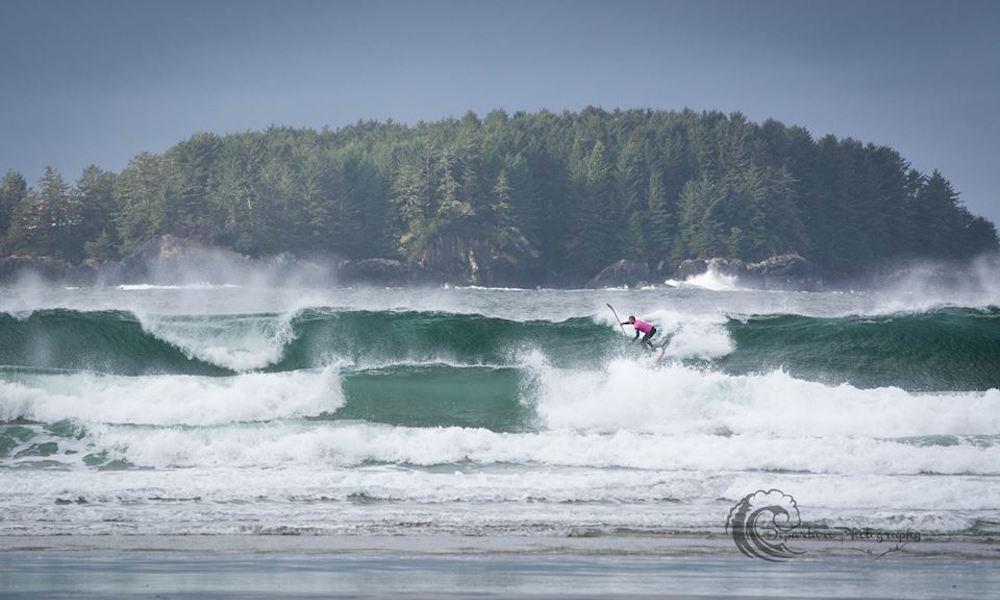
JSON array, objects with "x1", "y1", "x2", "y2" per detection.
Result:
[{"x1": 2, "y1": 271, "x2": 999, "y2": 543}]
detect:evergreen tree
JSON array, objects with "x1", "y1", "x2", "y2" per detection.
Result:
[
  {"x1": 74, "y1": 165, "x2": 118, "y2": 260},
  {"x1": 623, "y1": 212, "x2": 646, "y2": 260},
  {"x1": 114, "y1": 153, "x2": 168, "y2": 254},
  {"x1": 0, "y1": 171, "x2": 28, "y2": 248},
  {"x1": 491, "y1": 169, "x2": 514, "y2": 227},
  {"x1": 578, "y1": 140, "x2": 617, "y2": 272},
  {"x1": 617, "y1": 135, "x2": 646, "y2": 214},
  {"x1": 645, "y1": 167, "x2": 674, "y2": 260},
  {"x1": 919, "y1": 170, "x2": 965, "y2": 258},
  {"x1": 9, "y1": 167, "x2": 72, "y2": 258},
  {"x1": 165, "y1": 132, "x2": 222, "y2": 241}
]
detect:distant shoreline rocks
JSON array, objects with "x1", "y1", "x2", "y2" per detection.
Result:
[
  {"x1": 585, "y1": 259, "x2": 651, "y2": 289},
  {"x1": 1, "y1": 235, "x2": 995, "y2": 292},
  {"x1": 0, "y1": 255, "x2": 98, "y2": 285},
  {"x1": 585, "y1": 254, "x2": 835, "y2": 290}
]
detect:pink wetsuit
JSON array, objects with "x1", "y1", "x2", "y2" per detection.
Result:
[{"x1": 633, "y1": 319, "x2": 654, "y2": 334}]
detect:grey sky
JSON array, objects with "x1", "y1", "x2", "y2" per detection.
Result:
[{"x1": 2, "y1": 0, "x2": 998, "y2": 223}]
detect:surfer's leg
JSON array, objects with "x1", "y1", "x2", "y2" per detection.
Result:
[{"x1": 641, "y1": 331, "x2": 655, "y2": 351}]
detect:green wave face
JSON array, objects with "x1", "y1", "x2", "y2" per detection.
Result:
[
  {"x1": 722, "y1": 307, "x2": 1000, "y2": 391},
  {"x1": 0, "y1": 309, "x2": 620, "y2": 375},
  {"x1": 2, "y1": 307, "x2": 1000, "y2": 392},
  {"x1": 272, "y1": 309, "x2": 619, "y2": 371},
  {"x1": 334, "y1": 365, "x2": 535, "y2": 431},
  {"x1": 0, "y1": 310, "x2": 231, "y2": 376}
]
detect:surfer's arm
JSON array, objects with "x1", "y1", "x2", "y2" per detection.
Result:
[{"x1": 632, "y1": 330, "x2": 639, "y2": 342}]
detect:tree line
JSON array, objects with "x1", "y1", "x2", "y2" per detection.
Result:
[{"x1": 1, "y1": 107, "x2": 995, "y2": 281}]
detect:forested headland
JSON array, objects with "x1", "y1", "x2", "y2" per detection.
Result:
[{"x1": 0, "y1": 107, "x2": 996, "y2": 286}]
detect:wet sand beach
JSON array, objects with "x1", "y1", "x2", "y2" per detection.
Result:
[{"x1": 2, "y1": 534, "x2": 998, "y2": 599}]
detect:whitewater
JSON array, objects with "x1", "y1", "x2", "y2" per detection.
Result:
[{"x1": 1, "y1": 280, "x2": 999, "y2": 538}]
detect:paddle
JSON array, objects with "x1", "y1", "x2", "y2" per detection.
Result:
[{"x1": 606, "y1": 303, "x2": 629, "y2": 338}]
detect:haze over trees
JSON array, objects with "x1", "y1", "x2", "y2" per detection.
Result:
[{"x1": 1, "y1": 107, "x2": 996, "y2": 282}]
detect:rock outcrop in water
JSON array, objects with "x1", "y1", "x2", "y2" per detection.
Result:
[
  {"x1": 586, "y1": 259, "x2": 651, "y2": 288},
  {"x1": 669, "y1": 254, "x2": 834, "y2": 290},
  {"x1": 742, "y1": 254, "x2": 833, "y2": 290},
  {"x1": 0, "y1": 255, "x2": 96, "y2": 284},
  {"x1": 0, "y1": 235, "x2": 331, "y2": 286},
  {"x1": 336, "y1": 258, "x2": 422, "y2": 286},
  {"x1": 674, "y1": 259, "x2": 707, "y2": 280}
]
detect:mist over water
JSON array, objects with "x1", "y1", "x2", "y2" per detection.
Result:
[{"x1": 1, "y1": 262, "x2": 999, "y2": 537}]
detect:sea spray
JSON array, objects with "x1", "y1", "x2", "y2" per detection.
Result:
[
  {"x1": 138, "y1": 311, "x2": 297, "y2": 372},
  {"x1": 0, "y1": 366, "x2": 344, "y2": 425}
]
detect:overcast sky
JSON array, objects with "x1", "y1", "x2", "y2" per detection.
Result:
[{"x1": 2, "y1": 0, "x2": 998, "y2": 223}]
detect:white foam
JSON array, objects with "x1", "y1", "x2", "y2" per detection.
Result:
[
  {"x1": 673, "y1": 265, "x2": 741, "y2": 291},
  {"x1": 3, "y1": 466, "x2": 995, "y2": 535},
  {"x1": 70, "y1": 421, "x2": 1000, "y2": 477},
  {"x1": 531, "y1": 359, "x2": 1000, "y2": 437},
  {"x1": 138, "y1": 312, "x2": 296, "y2": 371},
  {"x1": 3, "y1": 466, "x2": 996, "y2": 517},
  {"x1": 118, "y1": 283, "x2": 242, "y2": 291},
  {"x1": 0, "y1": 367, "x2": 343, "y2": 426},
  {"x1": 647, "y1": 310, "x2": 733, "y2": 359}
]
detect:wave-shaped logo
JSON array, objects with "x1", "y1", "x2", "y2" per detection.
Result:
[{"x1": 726, "y1": 488, "x2": 805, "y2": 561}]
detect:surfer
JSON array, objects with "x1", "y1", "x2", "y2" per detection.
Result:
[{"x1": 622, "y1": 315, "x2": 657, "y2": 352}]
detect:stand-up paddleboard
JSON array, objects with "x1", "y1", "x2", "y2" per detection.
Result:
[{"x1": 608, "y1": 303, "x2": 668, "y2": 363}]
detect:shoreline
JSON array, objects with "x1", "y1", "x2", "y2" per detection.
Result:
[
  {"x1": 3, "y1": 532, "x2": 1000, "y2": 559},
  {"x1": 2, "y1": 534, "x2": 999, "y2": 599},
  {"x1": 7, "y1": 248, "x2": 994, "y2": 293}
]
